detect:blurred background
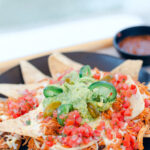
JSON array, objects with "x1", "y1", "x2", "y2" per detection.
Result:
[{"x1": 0, "y1": 0, "x2": 150, "y2": 61}]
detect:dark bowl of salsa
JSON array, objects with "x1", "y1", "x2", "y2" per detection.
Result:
[{"x1": 113, "y1": 26, "x2": 150, "y2": 66}]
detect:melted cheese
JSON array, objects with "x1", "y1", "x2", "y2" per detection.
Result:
[
  {"x1": 51, "y1": 141, "x2": 97, "y2": 150},
  {"x1": 22, "y1": 103, "x2": 44, "y2": 137},
  {"x1": 125, "y1": 75, "x2": 144, "y2": 119},
  {"x1": 142, "y1": 93, "x2": 149, "y2": 99},
  {"x1": 5, "y1": 134, "x2": 21, "y2": 149},
  {"x1": 35, "y1": 88, "x2": 46, "y2": 103},
  {"x1": 0, "y1": 115, "x2": 8, "y2": 121},
  {"x1": 34, "y1": 139, "x2": 41, "y2": 149}
]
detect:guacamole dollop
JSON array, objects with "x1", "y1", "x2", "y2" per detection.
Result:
[{"x1": 43, "y1": 71, "x2": 115, "y2": 122}]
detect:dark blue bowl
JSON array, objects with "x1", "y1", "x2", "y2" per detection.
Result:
[{"x1": 113, "y1": 26, "x2": 150, "y2": 66}]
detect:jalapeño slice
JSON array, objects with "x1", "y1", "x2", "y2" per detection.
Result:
[
  {"x1": 79, "y1": 65, "x2": 91, "y2": 78},
  {"x1": 44, "y1": 101, "x2": 61, "y2": 117},
  {"x1": 43, "y1": 86, "x2": 63, "y2": 97},
  {"x1": 89, "y1": 81, "x2": 117, "y2": 102},
  {"x1": 87, "y1": 102, "x2": 99, "y2": 118}
]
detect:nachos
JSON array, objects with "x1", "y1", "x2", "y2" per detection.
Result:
[{"x1": 0, "y1": 53, "x2": 149, "y2": 150}]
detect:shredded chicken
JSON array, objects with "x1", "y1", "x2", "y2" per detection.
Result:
[
  {"x1": 28, "y1": 138, "x2": 41, "y2": 150},
  {"x1": 0, "y1": 138, "x2": 10, "y2": 149},
  {"x1": 97, "y1": 140, "x2": 105, "y2": 150},
  {"x1": 0, "y1": 132, "x2": 21, "y2": 150},
  {"x1": 112, "y1": 97, "x2": 123, "y2": 112},
  {"x1": 83, "y1": 144, "x2": 98, "y2": 150},
  {"x1": 41, "y1": 118, "x2": 61, "y2": 135},
  {"x1": 137, "y1": 125, "x2": 149, "y2": 150},
  {"x1": 106, "y1": 140, "x2": 122, "y2": 150}
]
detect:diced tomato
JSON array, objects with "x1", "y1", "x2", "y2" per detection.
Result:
[
  {"x1": 63, "y1": 126, "x2": 75, "y2": 136},
  {"x1": 131, "y1": 89, "x2": 137, "y2": 95},
  {"x1": 110, "y1": 117, "x2": 118, "y2": 129},
  {"x1": 80, "y1": 123, "x2": 93, "y2": 137},
  {"x1": 96, "y1": 121, "x2": 105, "y2": 131},
  {"x1": 93, "y1": 129, "x2": 101, "y2": 137},
  {"x1": 110, "y1": 92, "x2": 113, "y2": 96},
  {"x1": 116, "y1": 131, "x2": 122, "y2": 139},
  {"x1": 126, "y1": 90, "x2": 132, "y2": 98},
  {"x1": 111, "y1": 74, "x2": 137, "y2": 102},
  {"x1": 130, "y1": 84, "x2": 137, "y2": 95},
  {"x1": 49, "y1": 79, "x2": 57, "y2": 84},
  {"x1": 65, "y1": 119, "x2": 74, "y2": 126},
  {"x1": 45, "y1": 136, "x2": 55, "y2": 147},
  {"x1": 62, "y1": 136, "x2": 82, "y2": 148},
  {"x1": 122, "y1": 84, "x2": 129, "y2": 90},
  {"x1": 117, "y1": 74, "x2": 127, "y2": 83},
  {"x1": 124, "y1": 109, "x2": 132, "y2": 117},
  {"x1": 130, "y1": 135, "x2": 135, "y2": 145},
  {"x1": 123, "y1": 134, "x2": 131, "y2": 147},
  {"x1": 61, "y1": 125, "x2": 93, "y2": 148},
  {"x1": 93, "y1": 73, "x2": 100, "y2": 80},
  {"x1": 144, "y1": 99, "x2": 150, "y2": 107},
  {"x1": 118, "y1": 121, "x2": 125, "y2": 128},
  {"x1": 7, "y1": 90, "x2": 39, "y2": 118},
  {"x1": 133, "y1": 126, "x2": 141, "y2": 133},
  {"x1": 130, "y1": 84, "x2": 136, "y2": 90},
  {"x1": 57, "y1": 75, "x2": 64, "y2": 81},
  {"x1": 123, "y1": 100, "x2": 130, "y2": 109},
  {"x1": 60, "y1": 110, "x2": 100, "y2": 148},
  {"x1": 75, "y1": 116, "x2": 82, "y2": 126},
  {"x1": 106, "y1": 128, "x2": 113, "y2": 140},
  {"x1": 82, "y1": 137, "x2": 90, "y2": 144},
  {"x1": 65, "y1": 110, "x2": 82, "y2": 127},
  {"x1": 123, "y1": 134, "x2": 136, "y2": 150}
]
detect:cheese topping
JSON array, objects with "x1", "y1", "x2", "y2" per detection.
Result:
[{"x1": 5, "y1": 134, "x2": 21, "y2": 149}]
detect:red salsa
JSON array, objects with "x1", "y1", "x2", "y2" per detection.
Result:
[{"x1": 119, "y1": 35, "x2": 150, "y2": 55}]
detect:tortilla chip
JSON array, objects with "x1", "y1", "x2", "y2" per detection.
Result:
[
  {"x1": 125, "y1": 75, "x2": 144, "y2": 119},
  {"x1": 20, "y1": 61, "x2": 51, "y2": 84},
  {"x1": 0, "y1": 105, "x2": 43, "y2": 138},
  {"x1": 51, "y1": 141, "x2": 97, "y2": 150},
  {"x1": 144, "y1": 134, "x2": 150, "y2": 138},
  {"x1": 111, "y1": 60, "x2": 143, "y2": 80},
  {"x1": 48, "y1": 53, "x2": 83, "y2": 79},
  {"x1": 0, "y1": 83, "x2": 45, "y2": 98}
]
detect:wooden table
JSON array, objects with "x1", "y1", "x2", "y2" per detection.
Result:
[{"x1": 0, "y1": 37, "x2": 150, "y2": 74}]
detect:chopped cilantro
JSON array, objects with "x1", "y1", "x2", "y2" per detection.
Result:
[{"x1": 26, "y1": 120, "x2": 31, "y2": 125}]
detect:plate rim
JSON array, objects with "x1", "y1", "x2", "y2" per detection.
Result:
[{"x1": 0, "y1": 52, "x2": 149, "y2": 82}]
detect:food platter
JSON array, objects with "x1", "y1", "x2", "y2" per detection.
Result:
[{"x1": 0, "y1": 52, "x2": 150, "y2": 150}]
